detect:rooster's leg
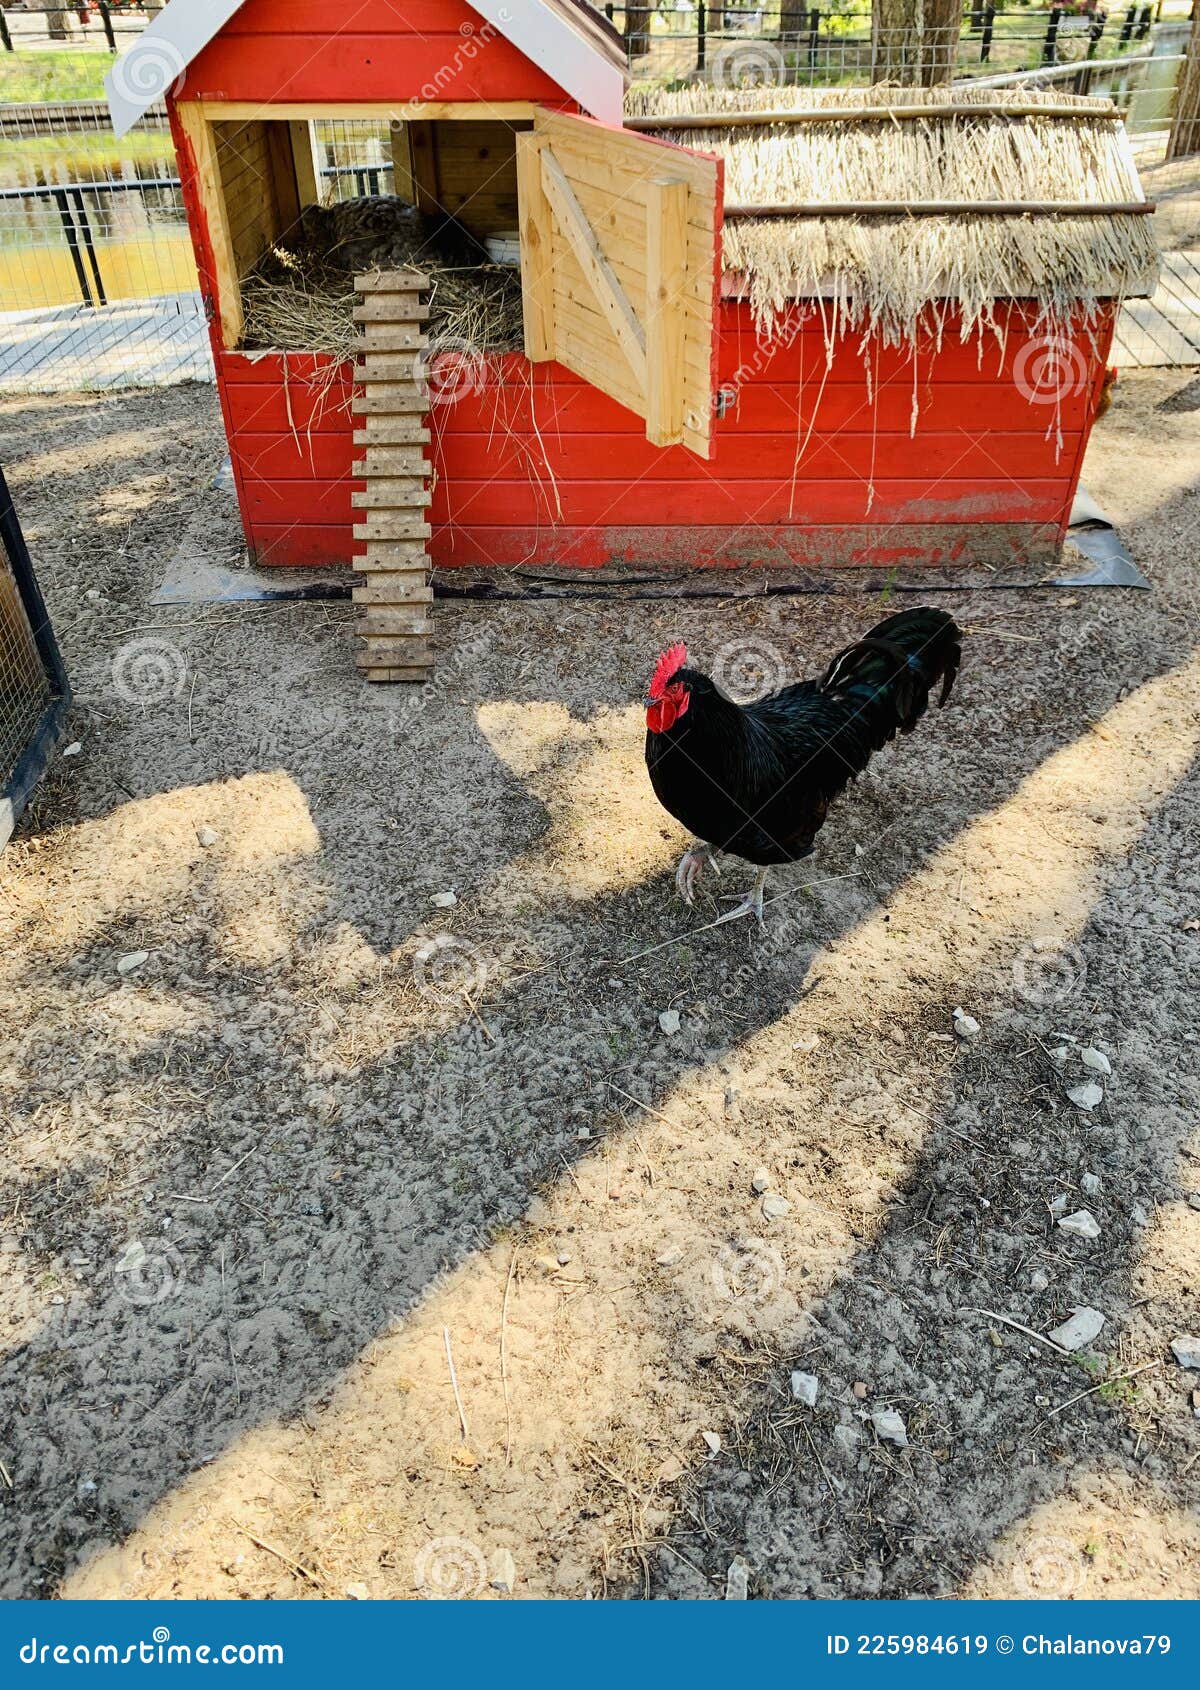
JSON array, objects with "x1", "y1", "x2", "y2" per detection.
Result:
[
  {"x1": 716, "y1": 866, "x2": 768, "y2": 927},
  {"x1": 675, "y1": 843, "x2": 720, "y2": 906}
]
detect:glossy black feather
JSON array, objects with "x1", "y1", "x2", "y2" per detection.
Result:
[{"x1": 645, "y1": 607, "x2": 962, "y2": 866}]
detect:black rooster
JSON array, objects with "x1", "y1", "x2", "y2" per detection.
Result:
[{"x1": 644, "y1": 607, "x2": 962, "y2": 924}]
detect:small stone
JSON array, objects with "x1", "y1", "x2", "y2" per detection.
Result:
[
  {"x1": 761, "y1": 1193, "x2": 791, "y2": 1221},
  {"x1": 751, "y1": 1167, "x2": 771, "y2": 1194},
  {"x1": 1081, "y1": 1172, "x2": 1102, "y2": 1197},
  {"x1": 953, "y1": 1006, "x2": 981, "y2": 1040},
  {"x1": 791, "y1": 1034, "x2": 819, "y2": 1054},
  {"x1": 1049, "y1": 1194, "x2": 1069, "y2": 1217},
  {"x1": 852, "y1": 1380, "x2": 869, "y2": 1400},
  {"x1": 1030, "y1": 1268, "x2": 1050, "y2": 1292},
  {"x1": 344, "y1": 1582, "x2": 370, "y2": 1600},
  {"x1": 658, "y1": 1008, "x2": 681, "y2": 1036},
  {"x1": 116, "y1": 950, "x2": 149, "y2": 976},
  {"x1": 656, "y1": 1245, "x2": 683, "y2": 1267},
  {"x1": 725, "y1": 1557, "x2": 750, "y2": 1600},
  {"x1": 872, "y1": 1407, "x2": 908, "y2": 1447},
  {"x1": 1047, "y1": 1307, "x2": 1105, "y2": 1352},
  {"x1": 1049, "y1": 1045, "x2": 1072, "y2": 1069},
  {"x1": 196, "y1": 825, "x2": 219, "y2": 848},
  {"x1": 1170, "y1": 1336, "x2": 1200, "y2": 1370},
  {"x1": 431, "y1": 890, "x2": 457, "y2": 908},
  {"x1": 556, "y1": 1250, "x2": 571, "y2": 1266},
  {"x1": 790, "y1": 1371, "x2": 819, "y2": 1407},
  {"x1": 1081, "y1": 1047, "x2": 1112, "y2": 1075},
  {"x1": 701, "y1": 1430, "x2": 722, "y2": 1455},
  {"x1": 1067, "y1": 1081, "x2": 1104, "y2": 1112},
  {"x1": 62, "y1": 742, "x2": 82, "y2": 758},
  {"x1": 853, "y1": 843, "x2": 865, "y2": 858},
  {"x1": 1058, "y1": 1209, "x2": 1102, "y2": 1240},
  {"x1": 1189, "y1": 1193, "x2": 1200, "y2": 1213}
]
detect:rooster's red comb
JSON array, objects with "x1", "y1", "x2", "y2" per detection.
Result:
[{"x1": 648, "y1": 643, "x2": 688, "y2": 700}]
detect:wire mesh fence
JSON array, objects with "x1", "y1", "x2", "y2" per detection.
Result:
[
  {"x1": 0, "y1": 462, "x2": 68, "y2": 850},
  {"x1": 607, "y1": 1, "x2": 1181, "y2": 86}
]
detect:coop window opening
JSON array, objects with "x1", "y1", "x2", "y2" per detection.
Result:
[{"x1": 178, "y1": 101, "x2": 537, "y2": 356}]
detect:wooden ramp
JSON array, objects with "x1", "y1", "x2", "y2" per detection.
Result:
[{"x1": 351, "y1": 270, "x2": 434, "y2": 683}]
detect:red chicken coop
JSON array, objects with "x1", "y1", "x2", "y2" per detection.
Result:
[{"x1": 106, "y1": 0, "x2": 1157, "y2": 679}]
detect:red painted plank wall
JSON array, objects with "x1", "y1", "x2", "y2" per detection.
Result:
[
  {"x1": 179, "y1": 0, "x2": 577, "y2": 107},
  {"x1": 216, "y1": 300, "x2": 1115, "y2": 571}
]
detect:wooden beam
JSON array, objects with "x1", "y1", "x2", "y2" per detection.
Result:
[
  {"x1": 174, "y1": 101, "x2": 242, "y2": 349},
  {"x1": 289, "y1": 120, "x2": 321, "y2": 207},
  {"x1": 626, "y1": 102, "x2": 1122, "y2": 132},
  {"x1": 515, "y1": 132, "x2": 555, "y2": 362},
  {"x1": 722, "y1": 200, "x2": 1157, "y2": 219},
  {"x1": 540, "y1": 146, "x2": 647, "y2": 390},
  {"x1": 406, "y1": 120, "x2": 441, "y2": 217},
  {"x1": 644, "y1": 176, "x2": 688, "y2": 449},
  {"x1": 390, "y1": 121, "x2": 417, "y2": 207},
  {"x1": 266, "y1": 121, "x2": 301, "y2": 236}
]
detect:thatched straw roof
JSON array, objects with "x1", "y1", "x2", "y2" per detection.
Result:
[{"x1": 625, "y1": 85, "x2": 1159, "y2": 342}]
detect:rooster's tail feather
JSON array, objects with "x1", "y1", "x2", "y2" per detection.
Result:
[{"x1": 819, "y1": 606, "x2": 961, "y2": 742}]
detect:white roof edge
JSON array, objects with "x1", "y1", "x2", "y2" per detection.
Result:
[
  {"x1": 106, "y1": 0, "x2": 626, "y2": 136},
  {"x1": 465, "y1": 0, "x2": 626, "y2": 123},
  {"x1": 106, "y1": 0, "x2": 244, "y2": 136}
]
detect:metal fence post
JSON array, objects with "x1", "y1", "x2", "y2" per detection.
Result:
[
  {"x1": 807, "y1": 5, "x2": 821, "y2": 69},
  {"x1": 697, "y1": 0, "x2": 706, "y2": 72},
  {"x1": 1134, "y1": 3, "x2": 1151, "y2": 37},
  {"x1": 51, "y1": 190, "x2": 95, "y2": 309},
  {"x1": 981, "y1": 3, "x2": 995, "y2": 62},
  {"x1": 97, "y1": 1, "x2": 118, "y2": 54},
  {"x1": 1043, "y1": 5, "x2": 1063, "y2": 63},
  {"x1": 1118, "y1": 2, "x2": 1137, "y2": 45},
  {"x1": 0, "y1": 12, "x2": 12, "y2": 53}
]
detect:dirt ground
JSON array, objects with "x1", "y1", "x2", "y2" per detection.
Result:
[{"x1": 1, "y1": 366, "x2": 1198, "y2": 1601}]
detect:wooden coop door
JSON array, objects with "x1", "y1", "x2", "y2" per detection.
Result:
[{"x1": 516, "y1": 110, "x2": 722, "y2": 457}]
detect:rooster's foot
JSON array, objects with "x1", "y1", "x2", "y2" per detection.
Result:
[
  {"x1": 715, "y1": 870, "x2": 768, "y2": 927},
  {"x1": 675, "y1": 844, "x2": 720, "y2": 906}
]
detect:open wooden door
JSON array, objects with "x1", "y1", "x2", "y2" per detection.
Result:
[{"x1": 516, "y1": 110, "x2": 723, "y2": 458}]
